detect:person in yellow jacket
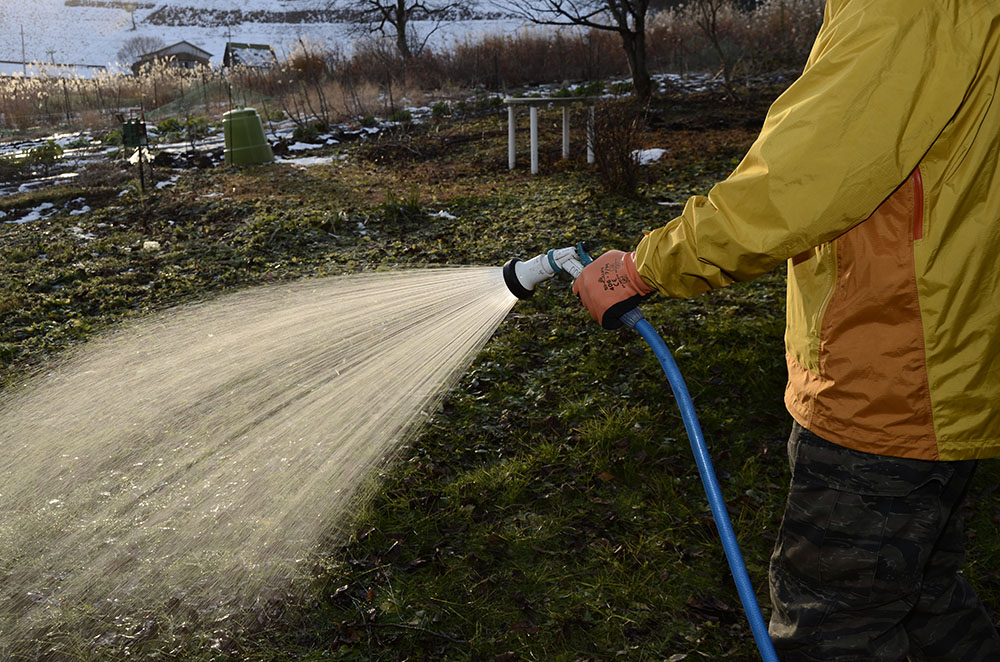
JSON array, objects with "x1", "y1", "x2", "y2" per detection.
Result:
[{"x1": 574, "y1": 0, "x2": 1000, "y2": 659}]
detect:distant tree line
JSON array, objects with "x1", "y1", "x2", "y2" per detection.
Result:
[
  {"x1": 112, "y1": 0, "x2": 819, "y2": 107},
  {"x1": 369, "y1": 0, "x2": 822, "y2": 103}
]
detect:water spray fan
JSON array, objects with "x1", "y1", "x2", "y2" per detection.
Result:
[{"x1": 503, "y1": 245, "x2": 779, "y2": 662}]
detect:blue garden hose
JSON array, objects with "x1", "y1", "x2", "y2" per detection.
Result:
[
  {"x1": 619, "y1": 307, "x2": 779, "y2": 662},
  {"x1": 502, "y1": 245, "x2": 779, "y2": 659}
]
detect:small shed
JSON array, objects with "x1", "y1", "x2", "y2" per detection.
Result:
[
  {"x1": 132, "y1": 41, "x2": 211, "y2": 75},
  {"x1": 223, "y1": 43, "x2": 277, "y2": 69}
]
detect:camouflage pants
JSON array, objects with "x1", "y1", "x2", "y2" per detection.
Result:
[{"x1": 768, "y1": 424, "x2": 1000, "y2": 661}]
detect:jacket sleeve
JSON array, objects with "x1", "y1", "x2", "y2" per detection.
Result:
[{"x1": 635, "y1": 0, "x2": 979, "y2": 298}]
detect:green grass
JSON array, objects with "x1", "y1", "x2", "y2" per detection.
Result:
[{"x1": 1, "y1": 92, "x2": 997, "y2": 660}]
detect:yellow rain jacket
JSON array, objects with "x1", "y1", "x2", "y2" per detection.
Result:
[{"x1": 635, "y1": 0, "x2": 1000, "y2": 461}]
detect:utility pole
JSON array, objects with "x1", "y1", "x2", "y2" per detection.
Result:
[{"x1": 21, "y1": 25, "x2": 26, "y2": 75}]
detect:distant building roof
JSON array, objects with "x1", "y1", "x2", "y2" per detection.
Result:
[
  {"x1": 139, "y1": 40, "x2": 212, "y2": 61},
  {"x1": 223, "y1": 42, "x2": 277, "y2": 68},
  {"x1": 132, "y1": 40, "x2": 212, "y2": 74}
]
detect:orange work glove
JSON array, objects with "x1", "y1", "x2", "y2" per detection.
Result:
[{"x1": 572, "y1": 250, "x2": 654, "y2": 330}]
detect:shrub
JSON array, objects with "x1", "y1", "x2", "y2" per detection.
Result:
[
  {"x1": 74, "y1": 159, "x2": 132, "y2": 189},
  {"x1": 0, "y1": 154, "x2": 26, "y2": 182},
  {"x1": 591, "y1": 101, "x2": 645, "y2": 197},
  {"x1": 183, "y1": 115, "x2": 210, "y2": 146},
  {"x1": 260, "y1": 103, "x2": 285, "y2": 122}
]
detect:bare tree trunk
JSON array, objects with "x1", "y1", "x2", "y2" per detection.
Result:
[
  {"x1": 394, "y1": 0, "x2": 413, "y2": 58},
  {"x1": 619, "y1": 29, "x2": 651, "y2": 104}
]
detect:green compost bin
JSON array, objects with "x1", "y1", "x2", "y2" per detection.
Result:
[{"x1": 223, "y1": 108, "x2": 273, "y2": 166}]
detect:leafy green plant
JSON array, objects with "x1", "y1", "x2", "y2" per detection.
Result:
[
  {"x1": 476, "y1": 95, "x2": 504, "y2": 111},
  {"x1": 101, "y1": 128, "x2": 123, "y2": 146},
  {"x1": 389, "y1": 108, "x2": 413, "y2": 123},
  {"x1": 553, "y1": 81, "x2": 603, "y2": 98},
  {"x1": 610, "y1": 80, "x2": 634, "y2": 96},
  {"x1": 157, "y1": 117, "x2": 182, "y2": 136},
  {"x1": 66, "y1": 136, "x2": 91, "y2": 149},
  {"x1": 292, "y1": 121, "x2": 329, "y2": 143},
  {"x1": 291, "y1": 123, "x2": 319, "y2": 143},
  {"x1": 260, "y1": 103, "x2": 285, "y2": 122},
  {"x1": 378, "y1": 188, "x2": 424, "y2": 226},
  {"x1": 432, "y1": 101, "x2": 451, "y2": 120},
  {"x1": 574, "y1": 80, "x2": 605, "y2": 96},
  {"x1": 24, "y1": 140, "x2": 65, "y2": 176}
]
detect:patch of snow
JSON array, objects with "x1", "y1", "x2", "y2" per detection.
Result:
[
  {"x1": 278, "y1": 155, "x2": 336, "y2": 167},
  {"x1": 5, "y1": 202, "x2": 57, "y2": 225},
  {"x1": 50, "y1": 132, "x2": 87, "y2": 148},
  {"x1": 16, "y1": 172, "x2": 79, "y2": 193},
  {"x1": 70, "y1": 226, "x2": 96, "y2": 239},
  {"x1": 155, "y1": 176, "x2": 179, "y2": 189},
  {"x1": 287, "y1": 142, "x2": 324, "y2": 151},
  {"x1": 429, "y1": 210, "x2": 457, "y2": 220},
  {"x1": 634, "y1": 148, "x2": 668, "y2": 165},
  {"x1": 67, "y1": 197, "x2": 91, "y2": 216}
]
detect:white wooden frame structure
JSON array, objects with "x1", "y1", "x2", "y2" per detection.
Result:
[{"x1": 504, "y1": 97, "x2": 599, "y2": 174}]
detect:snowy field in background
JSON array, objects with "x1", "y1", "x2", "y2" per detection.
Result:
[{"x1": 0, "y1": 0, "x2": 524, "y2": 76}]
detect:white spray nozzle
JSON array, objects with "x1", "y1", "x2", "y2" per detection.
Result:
[{"x1": 502, "y1": 245, "x2": 589, "y2": 299}]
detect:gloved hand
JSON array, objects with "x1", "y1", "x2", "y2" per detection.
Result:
[{"x1": 572, "y1": 250, "x2": 654, "y2": 329}]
